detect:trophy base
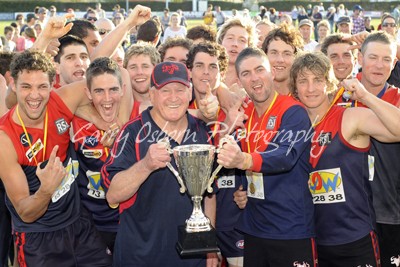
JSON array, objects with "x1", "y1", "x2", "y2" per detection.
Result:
[{"x1": 176, "y1": 225, "x2": 220, "y2": 256}]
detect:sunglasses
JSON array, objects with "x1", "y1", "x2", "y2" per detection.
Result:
[
  {"x1": 99, "y1": 29, "x2": 111, "y2": 35},
  {"x1": 382, "y1": 23, "x2": 396, "y2": 28},
  {"x1": 87, "y1": 17, "x2": 97, "y2": 22},
  {"x1": 114, "y1": 17, "x2": 122, "y2": 20}
]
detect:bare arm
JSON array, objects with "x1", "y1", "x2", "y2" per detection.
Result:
[
  {"x1": 91, "y1": 5, "x2": 151, "y2": 60},
  {"x1": 342, "y1": 78, "x2": 400, "y2": 143},
  {"x1": 106, "y1": 143, "x2": 171, "y2": 205},
  {"x1": 0, "y1": 135, "x2": 66, "y2": 223},
  {"x1": 0, "y1": 74, "x2": 9, "y2": 116},
  {"x1": 31, "y1": 15, "x2": 73, "y2": 53}
]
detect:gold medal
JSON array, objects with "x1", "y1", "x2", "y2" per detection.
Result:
[{"x1": 249, "y1": 182, "x2": 256, "y2": 194}]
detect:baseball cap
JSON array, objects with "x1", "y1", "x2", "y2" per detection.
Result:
[
  {"x1": 151, "y1": 62, "x2": 190, "y2": 89},
  {"x1": 299, "y1": 19, "x2": 313, "y2": 28},
  {"x1": 38, "y1": 7, "x2": 48, "y2": 14},
  {"x1": 337, "y1": 16, "x2": 351, "y2": 25},
  {"x1": 353, "y1": 5, "x2": 363, "y2": 11},
  {"x1": 26, "y1": 13, "x2": 38, "y2": 21}
]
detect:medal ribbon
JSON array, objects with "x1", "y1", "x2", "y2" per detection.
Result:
[
  {"x1": 16, "y1": 105, "x2": 48, "y2": 166},
  {"x1": 246, "y1": 91, "x2": 278, "y2": 153}
]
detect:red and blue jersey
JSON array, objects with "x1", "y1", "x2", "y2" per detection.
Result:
[
  {"x1": 71, "y1": 101, "x2": 141, "y2": 232},
  {"x1": 101, "y1": 108, "x2": 212, "y2": 266},
  {"x1": 310, "y1": 105, "x2": 375, "y2": 246},
  {"x1": 368, "y1": 86, "x2": 400, "y2": 224},
  {"x1": 0, "y1": 92, "x2": 80, "y2": 232},
  {"x1": 236, "y1": 95, "x2": 315, "y2": 240}
]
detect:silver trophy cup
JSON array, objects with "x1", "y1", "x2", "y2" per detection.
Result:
[
  {"x1": 173, "y1": 144, "x2": 216, "y2": 233},
  {"x1": 159, "y1": 136, "x2": 234, "y2": 255}
]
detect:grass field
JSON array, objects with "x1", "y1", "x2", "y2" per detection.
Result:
[{"x1": 0, "y1": 18, "x2": 383, "y2": 40}]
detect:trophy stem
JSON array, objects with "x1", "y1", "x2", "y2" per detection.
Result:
[{"x1": 185, "y1": 196, "x2": 211, "y2": 233}]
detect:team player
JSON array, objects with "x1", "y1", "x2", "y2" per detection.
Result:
[
  {"x1": 101, "y1": 61, "x2": 218, "y2": 267},
  {"x1": 354, "y1": 32, "x2": 400, "y2": 267},
  {"x1": 217, "y1": 47, "x2": 317, "y2": 267},
  {"x1": 186, "y1": 42, "x2": 245, "y2": 266},
  {"x1": 261, "y1": 23, "x2": 304, "y2": 95},
  {"x1": 0, "y1": 50, "x2": 112, "y2": 266},
  {"x1": 217, "y1": 17, "x2": 257, "y2": 87},
  {"x1": 290, "y1": 52, "x2": 400, "y2": 267},
  {"x1": 71, "y1": 57, "x2": 136, "y2": 254},
  {"x1": 0, "y1": 16, "x2": 115, "y2": 266}
]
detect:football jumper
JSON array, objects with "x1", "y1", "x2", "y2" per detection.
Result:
[
  {"x1": 236, "y1": 94, "x2": 315, "y2": 240},
  {"x1": 0, "y1": 91, "x2": 79, "y2": 233},
  {"x1": 309, "y1": 105, "x2": 375, "y2": 246},
  {"x1": 102, "y1": 108, "x2": 212, "y2": 267},
  {"x1": 72, "y1": 101, "x2": 140, "y2": 233}
]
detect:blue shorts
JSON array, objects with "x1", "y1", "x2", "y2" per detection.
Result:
[
  {"x1": 15, "y1": 208, "x2": 112, "y2": 267},
  {"x1": 217, "y1": 229, "x2": 244, "y2": 258}
]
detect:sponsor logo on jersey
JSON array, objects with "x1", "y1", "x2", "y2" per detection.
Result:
[
  {"x1": 293, "y1": 261, "x2": 310, "y2": 267},
  {"x1": 236, "y1": 240, "x2": 244, "y2": 249},
  {"x1": 318, "y1": 132, "x2": 331, "y2": 146},
  {"x1": 25, "y1": 138, "x2": 44, "y2": 162},
  {"x1": 309, "y1": 169, "x2": 341, "y2": 194},
  {"x1": 82, "y1": 149, "x2": 103, "y2": 159},
  {"x1": 20, "y1": 132, "x2": 33, "y2": 147},
  {"x1": 84, "y1": 136, "x2": 99, "y2": 147},
  {"x1": 55, "y1": 118, "x2": 69, "y2": 134},
  {"x1": 266, "y1": 116, "x2": 277, "y2": 130}
]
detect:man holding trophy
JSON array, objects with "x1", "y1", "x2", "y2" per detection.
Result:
[{"x1": 101, "y1": 62, "x2": 219, "y2": 266}]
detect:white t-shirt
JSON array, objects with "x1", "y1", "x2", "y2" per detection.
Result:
[{"x1": 162, "y1": 26, "x2": 187, "y2": 43}]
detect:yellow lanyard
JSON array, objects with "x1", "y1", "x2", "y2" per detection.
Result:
[
  {"x1": 246, "y1": 91, "x2": 278, "y2": 153},
  {"x1": 100, "y1": 131, "x2": 109, "y2": 157},
  {"x1": 16, "y1": 105, "x2": 48, "y2": 165}
]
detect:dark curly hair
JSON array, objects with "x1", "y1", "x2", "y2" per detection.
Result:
[
  {"x1": 186, "y1": 42, "x2": 228, "y2": 74},
  {"x1": 10, "y1": 50, "x2": 55, "y2": 84}
]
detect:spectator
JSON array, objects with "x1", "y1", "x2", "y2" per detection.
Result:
[
  {"x1": 160, "y1": 8, "x2": 170, "y2": 35},
  {"x1": 4, "y1": 26, "x2": 16, "y2": 52},
  {"x1": 256, "y1": 20, "x2": 276, "y2": 48},
  {"x1": 95, "y1": 3, "x2": 106, "y2": 19},
  {"x1": 162, "y1": 12, "x2": 187, "y2": 43},
  {"x1": 269, "y1": 8, "x2": 278, "y2": 24},
  {"x1": 326, "y1": 6, "x2": 336, "y2": 33},
  {"x1": 336, "y1": 16, "x2": 352, "y2": 34},
  {"x1": 298, "y1": 19, "x2": 318, "y2": 51},
  {"x1": 34, "y1": 22, "x2": 43, "y2": 37},
  {"x1": 364, "y1": 16, "x2": 375, "y2": 32},
  {"x1": 95, "y1": 18, "x2": 115, "y2": 39},
  {"x1": 297, "y1": 6, "x2": 309, "y2": 24},
  {"x1": 86, "y1": 9, "x2": 99, "y2": 24},
  {"x1": 203, "y1": 4, "x2": 215, "y2": 26},
  {"x1": 112, "y1": 13, "x2": 124, "y2": 27},
  {"x1": 176, "y1": 9, "x2": 187, "y2": 28},
  {"x1": 291, "y1": 6, "x2": 298, "y2": 26},
  {"x1": 351, "y1": 5, "x2": 365, "y2": 34},
  {"x1": 15, "y1": 13, "x2": 24, "y2": 28},
  {"x1": 317, "y1": 20, "x2": 331, "y2": 45},
  {"x1": 37, "y1": 7, "x2": 48, "y2": 25},
  {"x1": 49, "y1": 5, "x2": 57, "y2": 17},
  {"x1": 20, "y1": 13, "x2": 37, "y2": 35},
  {"x1": 311, "y1": 5, "x2": 322, "y2": 41},
  {"x1": 215, "y1": 6, "x2": 226, "y2": 29}
]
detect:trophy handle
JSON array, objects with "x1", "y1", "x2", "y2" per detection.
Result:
[
  {"x1": 206, "y1": 135, "x2": 236, "y2": 193},
  {"x1": 158, "y1": 137, "x2": 186, "y2": 194}
]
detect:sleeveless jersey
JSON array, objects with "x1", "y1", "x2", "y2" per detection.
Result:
[
  {"x1": 309, "y1": 105, "x2": 375, "y2": 246},
  {"x1": 71, "y1": 101, "x2": 141, "y2": 232},
  {"x1": 0, "y1": 91, "x2": 80, "y2": 232}
]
